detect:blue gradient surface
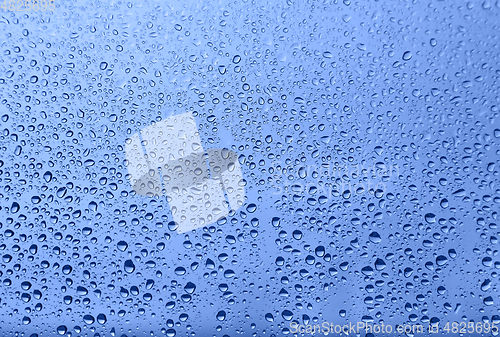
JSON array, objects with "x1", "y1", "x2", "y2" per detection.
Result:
[{"x1": 0, "y1": 0, "x2": 499, "y2": 336}]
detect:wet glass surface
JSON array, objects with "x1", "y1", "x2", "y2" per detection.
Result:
[{"x1": 0, "y1": 0, "x2": 499, "y2": 336}]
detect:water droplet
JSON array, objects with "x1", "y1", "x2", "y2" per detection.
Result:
[
  {"x1": 402, "y1": 51, "x2": 412, "y2": 61},
  {"x1": 282, "y1": 310, "x2": 293, "y2": 321},
  {"x1": 216, "y1": 310, "x2": 226, "y2": 321},
  {"x1": 436, "y1": 255, "x2": 448, "y2": 266},
  {"x1": 124, "y1": 260, "x2": 135, "y2": 273},
  {"x1": 425, "y1": 213, "x2": 436, "y2": 224},
  {"x1": 83, "y1": 315, "x2": 94, "y2": 324},
  {"x1": 57, "y1": 326, "x2": 67, "y2": 335}
]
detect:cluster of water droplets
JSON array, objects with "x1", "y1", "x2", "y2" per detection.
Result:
[{"x1": 0, "y1": 0, "x2": 499, "y2": 336}]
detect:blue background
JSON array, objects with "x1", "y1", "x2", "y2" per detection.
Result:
[{"x1": 0, "y1": 0, "x2": 499, "y2": 336}]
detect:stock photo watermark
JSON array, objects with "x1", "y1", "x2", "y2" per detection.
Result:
[
  {"x1": 290, "y1": 321, "x2": 499, "y2": 335},
  {"x1": 270, "y1": 160, "x2": 400, "y2": 201},
  {"x1": 125, "y1": 112, "x2": 245, "y2": 234}
]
